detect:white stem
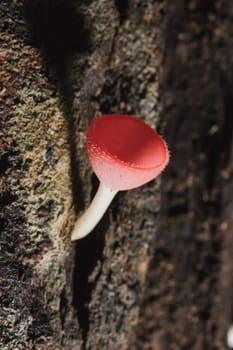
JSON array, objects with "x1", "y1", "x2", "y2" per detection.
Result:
[{"x1": 71, "y1": 182, "x2": 118, "y2": 241}]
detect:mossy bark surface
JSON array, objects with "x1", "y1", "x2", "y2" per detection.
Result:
[{"x1": 1, "y1": 0, "x2": 233, "y2": 349}]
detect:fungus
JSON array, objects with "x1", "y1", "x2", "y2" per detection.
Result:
[{"x1": 71, "y1": 114, "x2": 169, "y2": 241}]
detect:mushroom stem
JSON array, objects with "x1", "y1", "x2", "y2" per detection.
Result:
[{"x1": 71, "y1": 182, "x2": 118, "y2": 241}]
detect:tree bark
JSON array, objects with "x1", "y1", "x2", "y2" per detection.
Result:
[{"x1": 0, "y1": 0, "x2": 232, "y2": 349}]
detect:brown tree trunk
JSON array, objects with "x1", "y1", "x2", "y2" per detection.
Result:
[{"x1": 0, "y1": 0, "x2": 232, "y2": 349}]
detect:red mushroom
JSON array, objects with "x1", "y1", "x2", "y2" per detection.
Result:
[{"x1": 71, "y1": 114, "x2": 169, "y2": 241}]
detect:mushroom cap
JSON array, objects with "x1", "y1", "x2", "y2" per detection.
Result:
[{"x1": 87, "y1": 114, "x2": 169, "y2": 191}]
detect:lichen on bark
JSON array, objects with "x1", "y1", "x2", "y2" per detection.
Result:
[{"x1": 1, "y1": 1, "x2": 79, "y2": 348}]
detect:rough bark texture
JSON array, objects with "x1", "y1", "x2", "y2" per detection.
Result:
[
  {"x1": 0, "y1": 2, "x2": 80, "y2": 349},
  {"x1": 0, "y1": 0, "x2": 233, "y2": 349},
  {"x1": 131, "y1": 2, "x2": 233, "y2": 349}
]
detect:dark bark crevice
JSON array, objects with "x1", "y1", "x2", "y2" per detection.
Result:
[{"x1": 24, "y1": 0, "x2": 91, "y2": 58}]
